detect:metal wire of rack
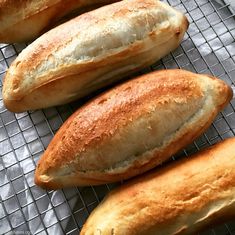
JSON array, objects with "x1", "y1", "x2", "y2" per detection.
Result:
[{"x1": 0, "y1": 0, "x2": 235, "y2": 234}]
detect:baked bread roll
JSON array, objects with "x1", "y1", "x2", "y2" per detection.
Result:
[
  {"x1": 81, "y1": 137, "x2": 235, "y2": 235},
  {"x1": 34, "y1": 69, "x2": 233, "y2": 189},
  {"x1": 0, "y1": 0, "x2": 119, "y2": 43},
  {"x1": 3, "y1": 0, "x2": 189, "y2": 113}
]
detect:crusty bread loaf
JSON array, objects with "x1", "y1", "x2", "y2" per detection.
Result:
[
  {"x1": 0, "y1": 0, "x2": 119, "y2": 43},
  {"x1": 81, "y1": 137, "x2": 235, "y2": 235},
  {"x1": 34, "y1": 69, "x2": 233, "y2": 189},
  {"x1": 3, "y1": 0, "x2": 189, "y2": 113}
]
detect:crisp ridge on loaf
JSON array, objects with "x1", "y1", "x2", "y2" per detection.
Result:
[
  {"x1": 34, "y1": 69, "x2": 233, "y2": 189},
  {"x1": 81, "y1": 138, "x2": 235, "y2": 235},
  {"x1": 3, "y1": 0, "x2": 189, "y2": 112}
]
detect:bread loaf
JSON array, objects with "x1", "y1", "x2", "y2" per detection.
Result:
[
  {"x1": 34, "y1": 69, "x2": 233, "y2": 189},
  {"x1": 3, "y1": 0, "x2": 189, "y2": 112},
  {"x1": 81, "y1": 137, "x2": 235, "y2": 235},
  {"x1": 0, "y1": 0, "x2": 119, "y2": 43}
]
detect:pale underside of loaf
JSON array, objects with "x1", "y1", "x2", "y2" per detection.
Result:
[
  {"x1": 0, "y1": 0, "x2": 119, "y2": 42},
  {"x1": 3, "y1": 0, "x2": 189, "y2": 112},
  {"x1": 81, "y1": 138, "x2": 235, "y2": 235},
  {"x1": 34, "y1": 70, "x2": 233, "y2": 189}
]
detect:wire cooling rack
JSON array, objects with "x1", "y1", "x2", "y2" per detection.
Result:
[{"x1": 0, "y1": 0, "x2": 235, "y2": 234}]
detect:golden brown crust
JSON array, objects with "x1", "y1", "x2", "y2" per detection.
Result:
[
  {"x1": 3, "y1": 0, "x2": 188, "y2": 112},
  {"x1": 81, "y1": 138, "x2": 235, "y2": 235},
  {"x1": 34, "y1": 69, "x2": 233, "y2": 189},
  {"x1": 0, "y1": 0, "x2": 119, "y2": 43}
]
